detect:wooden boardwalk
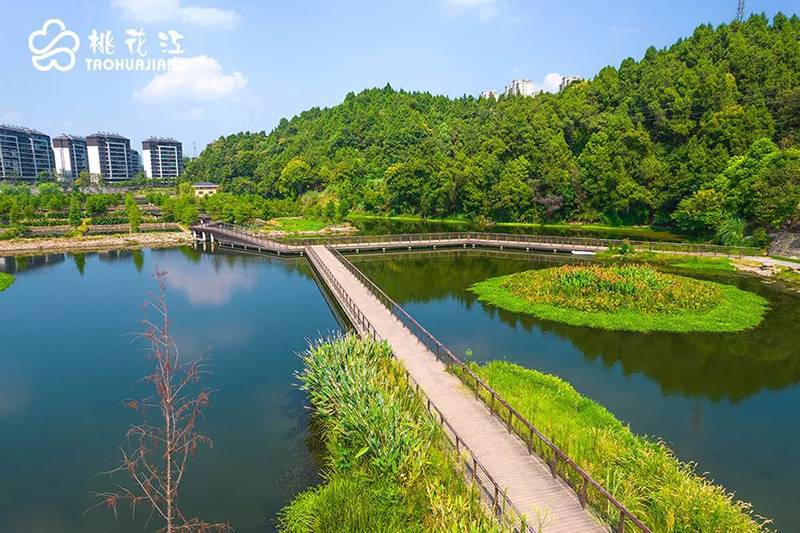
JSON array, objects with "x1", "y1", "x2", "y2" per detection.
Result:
[{"x1": 306, "y1": 244, "x2": 606, "y2": 533}]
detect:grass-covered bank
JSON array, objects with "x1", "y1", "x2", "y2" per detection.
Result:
[
  {"x1": 0, "y1": 272, "x2": 14, "y2": 291},
  {"x1": 279, "y1": 336, "x2": 499, "y2": 532},
  {"x1": 596, "y1": 250, "x2": 737, "y2": 272},
  {"x1": 469, "y1": 265, "x2": 767, "y2": 333},
  {"x1": 464, "y1": 361, "x2": 770, "y2": 532}
]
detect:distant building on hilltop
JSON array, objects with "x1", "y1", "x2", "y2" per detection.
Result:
[
  {"x1": 52, "y1": 134, "x2": 88, "y2": 181},
  {"x1": 87, "y1": 132, "x2": 134, "y2": 182},
  {"x1": 479, "y1": 90, "x2": 499, "y2": 100},
  {"x1": 559, "y1": 76, "x2": 585, "y2": 92},
  {"x1": 503, "y1": 78, "x2": 537, "y2": 97},
  {"x1": 142, "y1": 137, "x2": 184, "y2": 179},
  {"x1": 0, "y1": 124, "x2": 54, "y2": 180}
]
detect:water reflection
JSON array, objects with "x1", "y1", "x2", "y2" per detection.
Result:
[
  {"x1": 352, "y1": 250, "x2": 800, "y2": 402},
  {"x1": 0, "y1": 254, "x2": 65, "y2": 274},
  {"x1": 352, "y1": 249, "x2": 800, "y2": 530}
]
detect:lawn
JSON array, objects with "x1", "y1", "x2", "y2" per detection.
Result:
[{"x1": 268, "y1": 218, "x2": 328, "y2": 233}]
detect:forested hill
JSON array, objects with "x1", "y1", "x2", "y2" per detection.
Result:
[{"x1": 185, "y1": 14, "x2": 800, "y2": 238}]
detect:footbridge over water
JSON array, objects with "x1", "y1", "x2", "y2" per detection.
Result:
[
  {"x1": 190, "y1": 221, "x2": 759, "y2": 258},
  {"x1": 188, "y1": 221, "x2": 698, "y2": 532}
]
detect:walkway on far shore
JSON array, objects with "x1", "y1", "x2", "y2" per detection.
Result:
[{"x1": 307, "y1": 244, "x2": 606, "y2": 533}]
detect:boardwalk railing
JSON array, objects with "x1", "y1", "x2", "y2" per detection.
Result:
[
  {"x1": 300, "y1": 231, "x2": 760, "y2": 257},
  {"x1": 304, "y1": 245, "x2": 533, "y2": 532},
  {"x1": 324, "y1": 244, "x2": 652, "y2": 533},
  {"x1": 195, "y1": 221, "x2": 762, "y2": 258},
  {"x1": 192, "y1": 222, "x2": 302, "y2": 253}
]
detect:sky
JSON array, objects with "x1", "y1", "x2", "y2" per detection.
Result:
[{"x1": 0, "y1": 0, "x2": 797, "y2": 154}]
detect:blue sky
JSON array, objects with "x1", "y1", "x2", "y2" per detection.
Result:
[{"x1": 0, "y1": 0, "x2": 797, "y2": 153}]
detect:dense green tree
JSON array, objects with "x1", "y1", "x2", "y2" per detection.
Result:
[{"x1": 180, "y1": 14, "x2": 800, "y2": 236}]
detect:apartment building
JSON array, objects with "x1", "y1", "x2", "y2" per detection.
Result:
[
  {"x1": 86, "y1": 132, "x2": 133, "y2": 181},
  {"x1": 0, "y1": 124, "x2": 55, "y2": 180},
  {"x1": 52, "y1": 134, "x2": 89, "y2": 180},
  {"x1": 142, "y1": 137, "x2": 184, "y2": 179}
]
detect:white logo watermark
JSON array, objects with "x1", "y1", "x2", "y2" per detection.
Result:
[
  {"x1": 28, "y1": 19, "x2": 186, "y2": 73},
  {"x1": 28, "y1": 19, "x2": 80, "y2": 72}
]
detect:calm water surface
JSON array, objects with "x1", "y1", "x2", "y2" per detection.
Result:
[
  {"x1": 2, "y1": 246, "x2": 798, "y2": 531},
  {"x1": 0, "y1": 247, "x2": 340, "y2": 532},
  {"x1": 352, "y1": 249, "x2": 800, "y2": 532}
]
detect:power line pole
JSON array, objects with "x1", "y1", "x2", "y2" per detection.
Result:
[{"x1": 737, "y1": 0, "x2": 745, "y2": 22}]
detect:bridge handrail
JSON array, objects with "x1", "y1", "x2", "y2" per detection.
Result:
[
  {"x1": 304, "y1": 244, "x2": 533, "y2": 533},
  {"x1": 193, "y1": 222, "x2": 302, "y2": 252},
  {"x1": 296, "y1": 230, "x2": 761, "y2": 257},
  {"x1": 325, "y1": 244, "x2": 652, "y2": 533}
]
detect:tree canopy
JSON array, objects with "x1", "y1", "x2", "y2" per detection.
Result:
[{"x1": 185, "y1": 14, "x2": 800, "y2": 236}]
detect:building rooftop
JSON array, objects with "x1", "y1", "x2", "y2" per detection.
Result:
[
  {"x1": 87, "y1": 132, "x2": 130, "y2": 140},
  {"x1": 0, "y1": 124, "x2": 49, "y2": 136},
  {"x1": 53, "y1": 134, "x2": 87, "y2": 141},
  {"x1": 143, "y1": 136, "x2": 181, "y2": 143},
  {"x1": 192, "y1": 182, "x2": 219, "y2": 188}
]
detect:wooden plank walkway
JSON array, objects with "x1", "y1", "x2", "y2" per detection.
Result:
[{"x1": 306, "y1": 244, "x2": 606, "y2": 533}]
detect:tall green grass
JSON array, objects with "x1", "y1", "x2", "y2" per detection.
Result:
[
  {"x1": 468, "y1": 361, "x2": 770, "y2": 532},
  {"x1": 0, "y1": 272, "x2": 14, "y2": 292},
  {"x1": 279, "y1": 335, "x2": 500, "y2": 532}
]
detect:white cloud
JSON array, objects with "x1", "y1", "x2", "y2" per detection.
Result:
[
  {"x1": 134, "y1": 55, "x2": 248, "y2": 101},
  {"x1": 0, "y1": 111, "x2": 23, "y2": 123},
  {"x1": 112, "y1": 0, "x2": 241, "y2": 30},
  {"x1": 541, "y1": 72, "x2": 563, "y2": 93}
]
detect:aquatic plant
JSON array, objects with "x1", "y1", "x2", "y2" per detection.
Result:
[
  {"x1": 467, "y1": 361, "x2": 771, "y2": 533},
  {"x1": 0, "y1": 272, "x2": 14, "y2": 292},
  {"x1": 280, "y1": 335, "x2": 500, "y2": 532},
  {"x1": 469, "y1": 265, "x2": 767, "y2": 332}
]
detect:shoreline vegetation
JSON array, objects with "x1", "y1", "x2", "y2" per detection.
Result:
[
  {"x1": 0, "y1": 231, "x2": 193, "y2": 256},
  {"x1": 469, "y1": 265, "x2": 768, "y2": 333},
  {"x1": 463, "y1": 361, "x2": 770, "y2": 532},
  {"x1": 0, "y1": 272, "x2": 14, "y2": 291},
  {"x1": 348, "y1": 214, "x2": 686, "y2": 240},
  {"x1": 280, "y1": 335, "x2": 500, "y2": 532}
]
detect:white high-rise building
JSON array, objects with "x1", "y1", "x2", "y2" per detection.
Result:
[
  {"x1": 559, "y1": 76, "x2": 585, "y2": 92},
  {"x1": 87, "y1": 132, "x2": 133, "y2": 182},
  {"x1": 503, "y1": 78, "x2": 537, "y2": 97},
  {"x1": 479, "y1": 90, "x2": 499, "y2": 100},
  {"x1": 142, "y1": 137, "x2": 184, "y2": 179}
]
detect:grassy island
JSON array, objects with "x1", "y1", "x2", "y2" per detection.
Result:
[
  {"x1": 0, "y1": 273, "x2": 14, "y2": 292},
  {"x1": 279, "y1": 336, "x2": 500, "y2": 532},
  {"x1": 469, "y1": 264, "x2": 767, "y2": 333},
  {"x1": 465, "y1": 361, "x2": 769, "y2": 532}
]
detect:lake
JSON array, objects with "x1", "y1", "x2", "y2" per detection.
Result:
[
  {"x1": 352, "y1": 249, "x2": 800, "y2": 532},
  {"x1": 0, "y1": 247, "x2": 340, "y2": 532},
  {"x1": 1, "y1": 245, "x2": 797, "y2": 531}
]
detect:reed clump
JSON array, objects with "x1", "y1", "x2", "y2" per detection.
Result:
[
  {"x1": 470, "y1": 361, "x2": 771, "y2": 533},
  {"x1": 279, "y1": 335, "x2": 501, "y2": 532}
]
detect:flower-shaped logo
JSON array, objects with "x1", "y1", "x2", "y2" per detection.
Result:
[{"x1": 28, "y1": 19, "x2": 80, "y2": 72}]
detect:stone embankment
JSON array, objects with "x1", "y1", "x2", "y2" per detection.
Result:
[{"x1": 0, "y1": 231, "x2": 193, "y2": 256}]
